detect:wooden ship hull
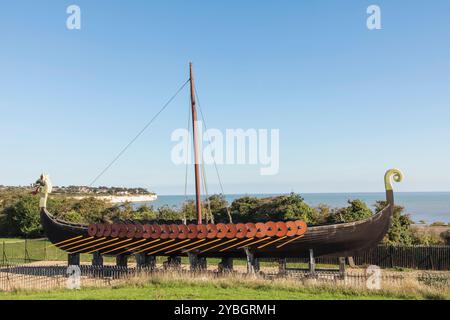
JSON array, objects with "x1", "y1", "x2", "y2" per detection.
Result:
[{"x1": 40, "y1": 193, "x2": 394, "y2": 259}]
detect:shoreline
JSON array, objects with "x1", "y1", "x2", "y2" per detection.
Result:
[{"x1": 69, "y1": 194, "x2": 158, "y2": 204}]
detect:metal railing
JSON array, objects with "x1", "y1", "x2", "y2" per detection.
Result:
[{"x1": 0, "y1": 264, "x2": 448, "y2": 292}]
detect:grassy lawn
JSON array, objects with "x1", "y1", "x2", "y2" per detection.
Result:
[
  {"x1": 0, "y1": 238, "x2": 25, "y2": 243},
  {"x1": 0, "y1": 238, "x2": 121, "y2": 264},
  {"x1": 0, "y1": 280, "x2": 423, "y2": 300}
]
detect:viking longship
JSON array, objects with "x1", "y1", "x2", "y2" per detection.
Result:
[{"x1": 36, "y1": 64, "x2": 403, "y2": 264}]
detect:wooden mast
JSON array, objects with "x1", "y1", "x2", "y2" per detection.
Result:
[{"x1": 189, "y1": 62, "x2": 202, "y2": 224}]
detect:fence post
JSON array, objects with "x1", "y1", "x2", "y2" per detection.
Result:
[
  {"x1": 244, "y1": 248, "x2": 259, "y2": 274},
  {"x1": 278, "y1": 258, "x2": 287, "y2": 275},
  {"x1": 429, "y1": 253, "x2": 435, "y2": 270},
  {"x1": 339, "y1": 257, "x2": 346, "y2": 279},
  {"x1": 389, "y1": 246, "x2": 394, "y2": 268},
  {"x1": 308, "y1": 249, "x2": 316, "y2": 276},
  {"x1": 24, "y1": 239, "x2": 30, "y2": 263}
]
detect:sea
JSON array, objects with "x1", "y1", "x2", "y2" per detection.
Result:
[{"x1": 135, "y1": 192, "x2": 450, "y2": 224}]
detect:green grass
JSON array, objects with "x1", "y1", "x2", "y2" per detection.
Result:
[
  {"x1": 0, "y1": 238, "x2": 25, "y2": 244},
  {"x1": 0, "y1": 280, "x2": 423, "y2": 300},
  {"x1": 0, "y1": 238, "x2": 125, "y2": 264}
]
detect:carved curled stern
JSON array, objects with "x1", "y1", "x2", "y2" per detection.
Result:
[{"x1": 384, "y1": 169, "x2": 403, "y2": 191}]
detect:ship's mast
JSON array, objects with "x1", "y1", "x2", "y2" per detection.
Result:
[{"x1": 189, "y1": 62, "x2": 202, "y2": 224}]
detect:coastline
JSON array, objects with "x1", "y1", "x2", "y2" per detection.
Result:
[{"x1": 70, "y1": 194, "x2": 158, "y2": 204}]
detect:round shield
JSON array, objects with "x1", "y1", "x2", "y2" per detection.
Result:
[
  {"x1": 276, "y1": 221, "x2": 288, "y2": 237},
  {"x1": 187, "y1": 224, "x2": 198, "y2": 239},
  {"x1": 134, "y1": 224, "x2": 144, "y2": 239},
  {"x1": 245, "y1": 223, "x2": 257, "y2": 238},
  {"x1": 255, "y1": 222, "x2": 267, "y2": 238},
  {"x1": 142, "y1": 224, "x2": 153, "y2": 239},
  {"x1": 216, "y1": 223, "x2": 228, "y2": 238},
  {"x1": 225, "y1": 223, "x2": 237, "y2": 239},
  {"x1": 178, "y1": 224, "x2": 189, "y2": 239},
  {"x1": 126, "y1": 224, "x2": 137, "y2": 238},
  {"x1": 103, "y1": 223, "x2": 112, "y2": 237},
  {"x1": 118, "y1": 224, "x2": 128, "y2": 238},
  {"x1": 206, "y1": 223, "x2": 218, "y2": 239},
  {"x1": 285, "y1": 221, "x2": 297, "y2": 237},
  {"x1": 295, "y1": 220, "x2": 308, "y2": 236},
  {"x1": 87, "y1": 224, "x2": 97, "y2": 237},
  {"x1": 160, "y1": 224, "x2": 170, "y2": 239},
  {"x1": 111, "y1": 224, "x2": 121, "y2": 238},
  {"x1": 96, "y1": 224, "x2": 105, "y2": 237},
  {"x1": 235, "y1": 223, "x2": 247, "y2": 238},
  {"x1": 197, "y1": 224, "x2": 208, "y2": 239},
  {"x1": 169, "y1": 224, "x2": 180, "y2": 239},
  {"x1": 151, "y1": 224, "x2": 162, "y2": 239},
  {"x1": 265, "y1": 221, "x2": 277, "y2": 237}
]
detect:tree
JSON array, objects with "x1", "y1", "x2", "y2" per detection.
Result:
[
  {"x1": 327, "y1": 199, "x2": 373, "y2": 224},
  {"x1": 157, "y1": 205, "x2": 182, "y2": 221},
  {"x1": 441, "y1": 230, "x2": 450, "y2": 245},
  {"x1": 228, "y1": 193, "x2": 319, "y2": 224},
  {"x1": 315, "y1": 204, "x2": 332, "y2": 224},
  {"x1": 257, "y1": 193, "x2": 320, "y2": 224},
  {"x1": 430, "y1": 221, "x2": 446, "y2": 227},
  {"x1": 229, "y1": 196, "x2": 262, "y2": 222},
  {"x1": 375, "y1": 201, "x2": 415, "y2": 245},
  {"x1": 205, "y1": 194, "x2": 230, "y2": 223},
  {"x1": 5, "y1": 195, "x2": 42, "y2": 237},
  {"x1": 134, "y1": 204, "x2": 158, "y2": 221}
]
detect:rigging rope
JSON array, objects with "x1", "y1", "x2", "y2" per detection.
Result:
[
  {"x1": 89, "y1": 79, "x2": 190, "y2": 187},
  {"x1": 183, "y1": 96, "x2": 192, "y2": 224},
  {"x1": 201, "y1": 161, "x2": 213, "y2": 224},
  {"x1": 194, "y1": 88, "x2": 233, "y2": 223}
]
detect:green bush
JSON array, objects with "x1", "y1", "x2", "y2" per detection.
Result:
[
  {"x1": 5, "y1": 195, "x2": 42, "y2": 237},
  {"x1": 440, "y1": 230, "x2": 450, "y2": 245},
  {"x1": 374, "y1": 201, "x2": 415, "y2": 245},
  {"x1": 327, "y1": 199, "x2": 373, "y2": 224},
  {"x1": 157, "y1": 205, "x2": 182, "y2": 221},
  {"x1": 228, "y1": 193, "x2": 319, "y2": 224},
  {"x1": 430, "y1": 221, "x2": 446, "y2": 227}
]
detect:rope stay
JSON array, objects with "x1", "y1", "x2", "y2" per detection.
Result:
[
  {"x1": 89, "y1": 79, "x2": 190, "y2": 187},
  {"x1": 201, "y1": 161, "x2": 213, "y2": 224},
  {"x1": 183, "y1": 96, "x2": 192, "y2": 224},
  {"x1": 87, "y1": 74, "x2": 231, "y2": 224},
  {"x1": 194, "y1": 87, "x2": 233, "y2": 223}
]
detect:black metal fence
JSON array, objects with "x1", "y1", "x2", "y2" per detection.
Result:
[
  {"x1": 303, "y1": 245, "x2": 450, "y2": 271},
  {"x1": 1, "y1": 264, "x2": 448, "y2": 292},
  {"x1": 0, "y1": 265, "x2": 134, "y2": 291}
]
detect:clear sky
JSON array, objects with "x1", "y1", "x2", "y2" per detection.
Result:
[{"x1": 1, "y1": 1, "x2": 449, "y2": 195}]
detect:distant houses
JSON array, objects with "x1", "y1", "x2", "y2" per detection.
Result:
[{"x1": 52, "y1": 185, "x2": 154, "y2": 196}]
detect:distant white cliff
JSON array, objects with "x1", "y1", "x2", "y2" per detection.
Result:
[{"x1": 71, "y1": 194, "x2": 157, "y2": 204}]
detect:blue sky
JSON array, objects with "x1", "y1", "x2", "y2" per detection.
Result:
[{"x1": 1, "y1": 1, "x2": 449, "y2": 194}]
